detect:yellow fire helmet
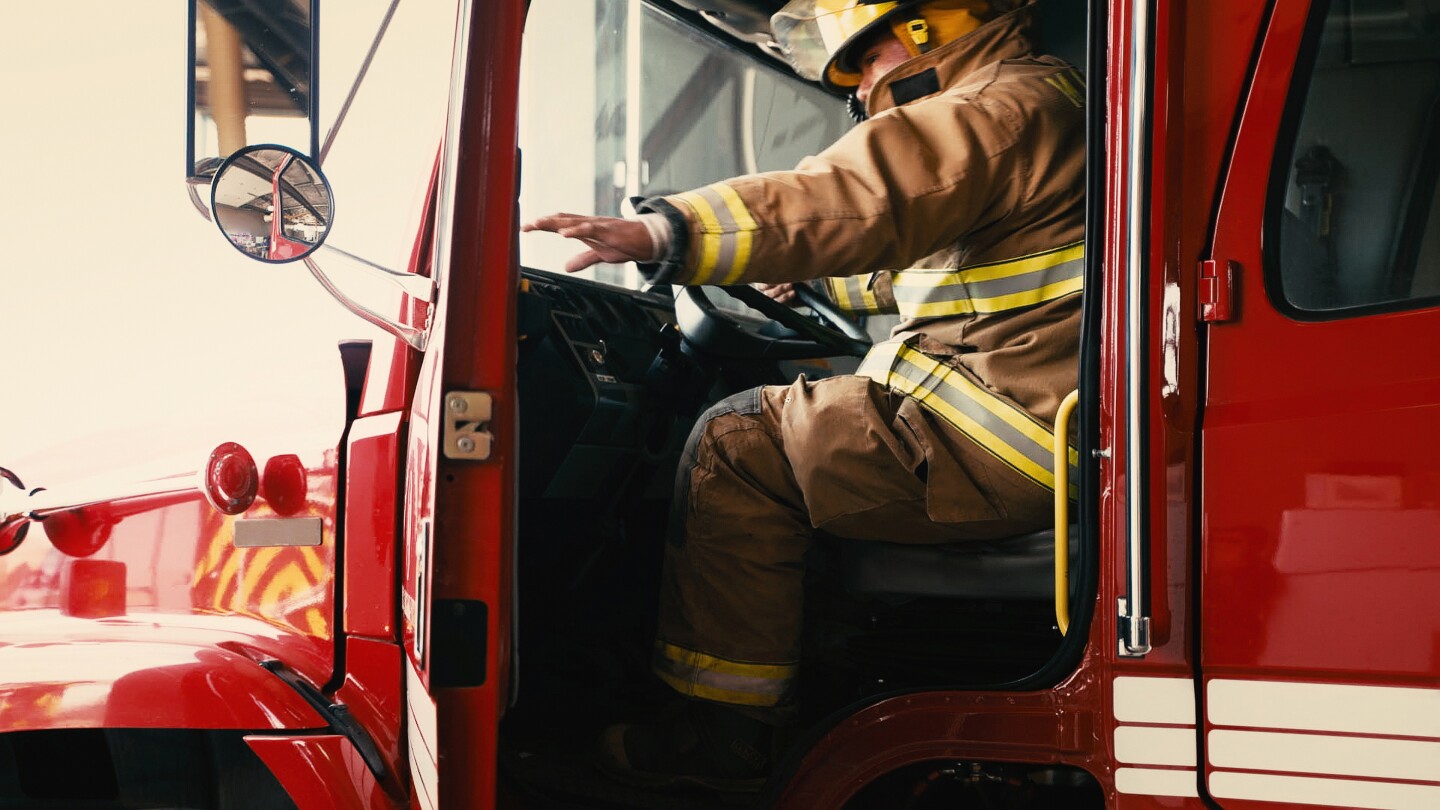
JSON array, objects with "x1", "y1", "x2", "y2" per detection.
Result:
[{"x1": 771, "y1": 0, "x2": 996, "y2": 93}]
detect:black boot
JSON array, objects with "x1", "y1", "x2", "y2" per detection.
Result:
[{"x1": 596, "y1": 699, "x2": 773, "y2": 792}]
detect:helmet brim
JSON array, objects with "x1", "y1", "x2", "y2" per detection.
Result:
[{"x1": 772, "y1": 1, "x2": 909, "y2": 93}]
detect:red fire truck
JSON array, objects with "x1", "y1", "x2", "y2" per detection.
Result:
[{"x1": 2, "y1": 0, "x2": 1437, "y2": 807}]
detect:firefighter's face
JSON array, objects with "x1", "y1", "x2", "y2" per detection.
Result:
[{"x1": 854, "y1": 32, "x2": 913, "y2": 105}]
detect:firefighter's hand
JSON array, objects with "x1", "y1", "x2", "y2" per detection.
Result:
[
  {"x1": 522, "y1": 213, "x2": 653, "y2": 273},
  {"x1": 755, "y1": 282, "x2": 801, "y2": 306}
]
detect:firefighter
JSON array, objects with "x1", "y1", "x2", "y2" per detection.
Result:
[{"x1": 524, "y1": 0, "x2": 1084, "y2": 791}]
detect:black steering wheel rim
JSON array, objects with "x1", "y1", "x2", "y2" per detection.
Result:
[{"x1": 676, "y1": 284, "x2": 872, "y2": 360}]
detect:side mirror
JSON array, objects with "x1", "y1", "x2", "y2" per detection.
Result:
[
  {"x1": 207, "y1": 144, "x2": 430, "y2": 349},
  {"x1": 188, "y1": 0, "x2": 317, "y2": 179},
  {"x1": 211, "y1": 145, "x2": 333, "y2": 263}
]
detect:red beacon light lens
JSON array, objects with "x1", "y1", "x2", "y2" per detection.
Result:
[
  {"x1": 203, "y1": 442, "x2": 259, "y2": 515},
  {"x1": 42, "y1": 507, "x2": 113, "y2": 557},
  {"x1": 261, "y1": 454, "x2": 308, "y2": 516}
]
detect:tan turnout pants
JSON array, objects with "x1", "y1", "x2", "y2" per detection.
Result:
[{"x1": 652, "y1": 374, "x2": 1054, "y2": 719}]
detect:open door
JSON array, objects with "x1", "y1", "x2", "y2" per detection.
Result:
[
  {"x1": 1200, "y1": 0, "x2": 1440, "y2": 805},
  {"x1": 401, "y1": 3, "x2": 526, "y2": 808}
]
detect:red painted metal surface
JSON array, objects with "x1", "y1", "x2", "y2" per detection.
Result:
[
  {"x1": 1202, "y1": 0, "x2": 1440, "y2": 685},
  {"x1": 16, "y1": 0, "x2": 1436, "y2": 805},
  {"x1": 333, "y1": 636, "x2": 406, "y2": 788},
  {"x1": 246, "y1": 734, "x2": 390, "y2": 810},
  {"x1": 776, "y1": 668, "x2": 1108, "y2": 808},
  {"x1": 400, "y1": 1, "x2": 525, "y2": 806},
  {"x1": 408, "y1": 0, "x2": 527, "y2": 795},
  {"x1": 344, "y1": 412, "x2": 403, "y2": 639},
  {"x1": 0, "y1": 447, "x2": 343, "y2": 727},
  {"x1": 0, "y1": 614, "x2": 326, "y2": 731},
  {"x1": 769, "y1": 0, "x2": 1276, "y2": 803}
]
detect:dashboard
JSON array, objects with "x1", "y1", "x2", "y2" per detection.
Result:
[{"x1": 517, "y1": 269, "x2": 694, "y2": 504}]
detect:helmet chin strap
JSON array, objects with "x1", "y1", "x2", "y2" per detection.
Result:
[{"x1": 847, "y1": 94, "x2": 868, "y2": 122}]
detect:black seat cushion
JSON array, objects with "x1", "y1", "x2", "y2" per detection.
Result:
[{"x1": 840, "y1": 526, "x2": 1080, "y2": 601}]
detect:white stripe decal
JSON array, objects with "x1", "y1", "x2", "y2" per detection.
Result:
[
  {"x1": 1210, "y1": 772, "x2": 1440, "y2": 810},
  {"x1": 1115, "y1": 726, "x2": 1197, "y2": 766},
  {"x1": 1208, "y1": 679, "x2": 1440, "y2": 738},
  {"x1": 1114, "y1": 767, "x2": 1199, "y2": 797},
  {"x1": 1209, "y1": 730, "x2": 1440, "y2": 782},
  {"x1": 407, "y1": 657, "x2": 439, "y2": 810},
  {"x1": 1114, "y1": 676, "x2": 1196, "y2": 724}
]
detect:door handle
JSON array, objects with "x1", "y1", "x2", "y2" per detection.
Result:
[{"x1": 1053, "y1": 389, "x2": 1080, "y2": 635}]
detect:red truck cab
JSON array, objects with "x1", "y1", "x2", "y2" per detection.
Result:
[{"x1": 2, "y1": 0, "x2": 1438, "y2": 808}]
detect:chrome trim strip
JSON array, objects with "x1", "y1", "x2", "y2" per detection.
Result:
[
  {"x1": 1122, "y1": 0, "x2": 1153, "y2": 657},
  {"x1": 2, "y1": 475, "x2": 195, "y2": 521}
]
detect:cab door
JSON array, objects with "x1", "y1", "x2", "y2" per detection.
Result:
[
  {"x1": 1200, "y1": 0, "x2": 1440, "y2": 805},
  {"x1": 400, "y1": 2, "x2": 525, "y2": 808}
]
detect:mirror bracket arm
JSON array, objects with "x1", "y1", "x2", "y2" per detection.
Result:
[{"x1": 303, "y1": 257, "x2": 429, "y2": 351}]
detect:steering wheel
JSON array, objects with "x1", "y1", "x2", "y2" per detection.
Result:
[{"x1": 674, "y1": 283, "x2": 872, "y2": 360}]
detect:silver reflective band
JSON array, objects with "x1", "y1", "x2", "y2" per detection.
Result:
[
  {"x1": 859, "y1": 339, "x2": 1079, "y2": 495},
  {"x1": 891, "y1": 241, "x2": 1084, "y2": 319},
  {"x1": 654, "y1": 642, "x2": 797, "y2": 707}
]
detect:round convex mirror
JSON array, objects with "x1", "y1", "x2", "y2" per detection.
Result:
[{"x1": 210, "y1": 145, "x2": 333, "y2": 263}]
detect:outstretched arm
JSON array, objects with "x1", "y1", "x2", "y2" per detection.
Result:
[{"x1": 521, "y1": 213, "x2": 665, "y2": 273}]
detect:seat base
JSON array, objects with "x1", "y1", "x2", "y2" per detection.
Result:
[{"x1": 840, "y1": 526, "x2": 1079, "y2": 601}]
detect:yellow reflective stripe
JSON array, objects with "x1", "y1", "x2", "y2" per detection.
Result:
[
  {"x1": 673, "y1": 191, "x2": 724, "y2": 284},
  {"x1": 826, "y1": 277, "x2": 857, "y2": 310},
  {"x1": 1046, "y1": 70, "x2": 1085, "y2": 107},
  {"x1": 904, "y1": 349, "x2": 1079, "y2": 497},
  {"x1": 655, "y1": 671, "x2": 784, "y2": 707},
  {"x1": 902, "y1": 349, "x2": 1056, "y2": 452},
  {"x1": 654, "y1": 642, "x2": 796, "y2": 707},
  {"x1": 976, "y1": 274, "x2": 1084, "y2": 311},
  {"x1": 657, "y1": 642, "x2": 794, "y2": 679},
  {"x1": 827, "y1": 275, "x2": 886, "y2": 313},
  {"x1": 859, "y1": 277, "x2": 881, "y2": 311},
  {"x1": 886, "y1": 359, "x2": 1055, "y2": 490},
  {"x1": 960, "y1": 242, "x2": 1085, "y2": 283},
  {"x1": 902, "y1": 274, "x2": 1083, "y2": 318},
  {"x1": 892, "y1": 242, "x2": 1085, "y2": 317},
  {"x1": 712, "y1": 183, "x2": 756, "y2": 285},
  {"x1": 859, "y1": 340, "x2": 1080, "y2": 496},
  {"x1": 674, "y1": 184, "x2": 758, "y2": 285}
]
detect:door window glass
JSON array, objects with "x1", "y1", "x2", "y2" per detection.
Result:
[
  {"x1": 518, "y1": 0, "x2": 851, "y2": 288},
  {"x1": 1270, "y1": 0, "x2": 1440, "y2": 315}
]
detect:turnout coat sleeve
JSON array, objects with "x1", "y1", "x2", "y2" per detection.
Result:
[
  {"x1": 637, "y1": 88, "x2": 1023, "y2": 288},
  {"x1": 820, "y1": 272, "x2": 898, "y2": 315}
]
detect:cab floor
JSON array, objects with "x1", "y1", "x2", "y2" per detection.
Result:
[{"x1": 499, "y1": 736, "x2": 760, "y2": 810}]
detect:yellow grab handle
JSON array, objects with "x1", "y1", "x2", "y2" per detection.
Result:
[{"x1": 1053, "y1": 389, "x2": 1080, "y2": 635}]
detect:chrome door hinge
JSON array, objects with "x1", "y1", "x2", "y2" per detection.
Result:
[
  {"x1": 443, "y1": 391, "x2": 495, "y2": 461},
  {"x1": 1117, "y1": 597, "x2": 1152, "y2": 657},
  {"x1": 1198, "y1": 259, "x2": 1237, "y2": 323}
]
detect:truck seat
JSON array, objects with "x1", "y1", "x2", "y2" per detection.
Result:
[{"x1": 840, "y1": 526, "x2": 1079, "y2": 601}]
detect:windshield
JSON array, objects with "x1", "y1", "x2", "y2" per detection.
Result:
[{"x1": 518, "y1": 0, "x2": 853, "y2": 288}]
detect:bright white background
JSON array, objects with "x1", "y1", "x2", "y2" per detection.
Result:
[{"x1": 0, "y1": 6, "x2": 399, "y2": 487}]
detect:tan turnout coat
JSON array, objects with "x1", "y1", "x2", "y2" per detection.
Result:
[{"x1": 640, "y1": 2, "x2": 1087, "y2": 711}]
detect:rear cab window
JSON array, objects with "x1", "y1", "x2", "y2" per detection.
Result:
[{"x1": 1269, "y1": 0, "x2": 1440, "y2": 316}]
